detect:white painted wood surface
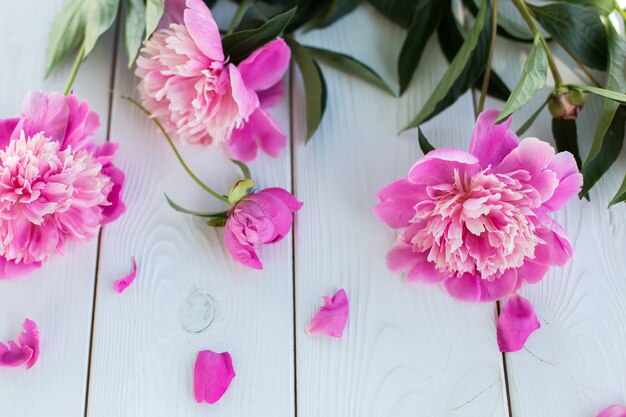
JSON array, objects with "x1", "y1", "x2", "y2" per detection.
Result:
[{"x1": 1, "y1": 2, "x2": 626, "y2": 417}]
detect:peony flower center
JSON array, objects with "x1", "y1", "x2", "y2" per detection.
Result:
[{"x1": 411, "y1": 168, "x2": 540, "y2": 279}]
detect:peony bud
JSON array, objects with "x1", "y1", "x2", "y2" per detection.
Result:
[{"x1": 548, "y1": 88, "x2": 585, "y2": 120}]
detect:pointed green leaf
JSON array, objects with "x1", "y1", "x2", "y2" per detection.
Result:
[
  {"x1": 569, "y1": 85, "x2": 626, "y2": 105},
  {"x1": 609, "y1": 173, "x2": 626, "y2": 207},
  {"x1": 313, "y1": 0, "x2": 361, "y2": 28},
  {"x1": 404, "y1": 0, "x2": 489, "y2": 130},
  {"x1": 367, "y1": 0, "x2": 416, "y2": 28},
  {"x1": 563, "y1": 0, "x2": 613, "y2": 15},
  {"x1": 496, "y1": 36, "x2": 548, "y2": 124},
  {"x1": 398, "y1": 0, "x2": 444, "y2": 95},
  {"x1": 125, "y1": 0, "x2": 146, "y2": 66},
  {"x1": 46, "y1": 0, "x2": 88, "y2": 77},
  {"x1": 231, "y1": 159, "x2": 252, "y2": 180},
  {"x1": 552, "y1": 118, "x2": 582, "y2": 168},
  {"x1": 306, "y1": 46, "x2": 394, "y2": 95},
  {"x1": 165, "y1": 194, "x2": 228, "y2": 218},
  {"x1": 418, "y1": 127, "x2": 435, "y2": 154},
  {"x1": 83, "y1": 0, "x2": 120, "y2": 55},
  {"x1": 285, "y1": 0, "x2": 332, "y2": 33},
  {"x1": 145, "y1": 0, "x2": 165, "y2": 39},
  {"x1": 235, "y1": 5, "x2": 268, "y2": 31},
  {"x1": 222, "y1": 7, "x2": 296, "y2": 64}
]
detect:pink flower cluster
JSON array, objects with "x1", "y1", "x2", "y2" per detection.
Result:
[
  {"x1": 0, "y1": 92, "x2": 125, "y2": 278},
  {"x1": 136, "y1": 0, "x2": 290, "y2": 162},
  {"x1": 375, "y1": 110, "x2": 582, "y2": 302}
]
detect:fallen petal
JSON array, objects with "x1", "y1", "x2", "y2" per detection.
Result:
[
  {"x1": 597, "y1": 404, "x2": 626, "y2": 417},
  {"x1": 114, "y1": 257, "x2": 138, "y2": 293},
  {"x1": 306, "y1": 289, "x2": 349, "y2": 338},
  {"x1": 0, "y1": 341, "x2": 32, "y2": 368},
  {"x1": 19, "y1": 319, "x2": 40, "y2": 370},
  {"x1": 194, "y1": 350, "x2": 235, "y2": 404},
  {"x1": 497, "y1": 294, "x2": 540, "y2": 352}
]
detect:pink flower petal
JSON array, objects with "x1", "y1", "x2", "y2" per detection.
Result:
[
  {"x1": 0, "y1": 319, "x2": 39, "y2": 369},
  {"x1": 597, "y1": 404, "x2": 626, "y2": 417},
  {"x1": 257, "y1": 81, "x2": 285, "y2": 108},
  {"x1": 497, "y1": 294, "x2": 540, "y2": 352},
  {"x1": 0, "y1": 117, "x2": 19, "y2": 147},
  {"x1": 237, "y1": 39, "x2": 291, "y2": 91},
  {"x1": 183, "y1": 0, "x2": 224, "y2": 62},
  {"x1": 516, "y1": 260, "x2": 549, "y2": 285},
  {"x1": 159, "y1": 0, "x2": 187, "y2": 28},
  {"x1": 306, "y1": 289, "x2": 349, "y2": 338},
  {"x1": 478, "y1": 269, "x2": 519, "y2": 302},
  {"x1": 227, "y1": 109, "x2": 286, "y2": 161},
  {"x1": 194, "y1": 350, "x2": 235, "y2": 404},
  {"x1": 543, "y1": 152, "x2": 583, "y2": 211},
  {"x1": 442, "y1": 273, "x2": 481, "y2": 302},
  {"x1": 533, "y1": 213, "x2": 574, "y2": 267},
  {"x1": 223, "y1": 222, "x2": 263, "y2": 269},
  {"x1": 19, "y1": 319, "x2": 40, "y2": 370},
  {"x1": 407, "y1": 149, "x2": 479, "y2": 186},
  {"x1": 0, "y1": 258, "x2": 42, "y2": 280},
  {"x1": 374, "y1": 178, "x2": 427, "y2": 229},
  {"x1": 407, "y1": 258, "x2": 449, "y2": 284},
  {"x1": 495, "y1": 137, "x2": 555, "y2": 176},
  {"x1": 114, "y1": 257, "x2": 138, "y2": 293},
  {"x1": 469, "y1": 109, "x2": 519, "y2": 169},
  {"x1": 228, "y1": 64, "x2": 259, "y2": 120}
]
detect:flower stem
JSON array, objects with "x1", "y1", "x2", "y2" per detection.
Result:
[
  {"x1": 511, "y1": 0, "x2": 563, "y2": 86},
  {"x1": 227, "y1": 0, "x2": 251, "y2": 35},
  {"x1": 477, "y1": 0, "x2": 498, "y2": 115},
  {"x1": 63, "y1": 45, "x2": 86, "y2": 95},
  {"x1": 123, "y1": 96, "x2": 230, "y2": 204}
]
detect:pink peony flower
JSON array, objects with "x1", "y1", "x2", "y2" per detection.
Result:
[
  {"x1": 225, "y1": 187, "x2": 302, "y2": 270},
  {"x1": 136, "y1": 0, "x2": 290, "y2": 161},
  {"x1": 374, "y1": 109, "x2": 582, "y2": 302},
  {"x1": 0, "y1": 92, "x2": 125, "y2": 279},
  {"x1": 0, "y1": 319, "x2": 40, "y2": 370},
  {"x1": 597, "y1": 405, "x2": 626, "y2": 417}
]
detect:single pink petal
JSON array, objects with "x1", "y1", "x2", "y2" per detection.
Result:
[
  {"x1": 469, "y1": 109, "x2": 519, "y2": 169},
  {"x1": 228, "y1": 64, "x2": 259, "y2": 120},
  {"x1": 227, "y1": 121, "x2": 258, "y2": 162},
  {"x1": 407, "y1": 259, "x2": 449, "y2": 284},
  {"x1": 478, "y1": 269, "x2": 519, "y2": 302},
  {"x1": 257, "y1": 81, "x2": 285, "y2": 108},
  {"x1": 0, "y1": 117, "x2": 19, "y2": 147},
  {"x1": 386, "y1": 238, "x2": 420, "y2": 275},
  {"x1": 194, "y1": 350, "x2": 235, "y2": 404},
  {"x1": 0, "y1": 341, "x2": 33, "y2": 368},
  {"x1": 250, "y1": 109, "x2": 287, "y2": 158},
  {"x1": 183, "y1": 0, "x2": 224, "y2": 62},
  {"x1": 223, "y1": 221, "x2": 263, "y2": 269},
  {"x1": 597, "y1": 404, "x2": 626, "y2": 417},
  {"x1": 259, "y1": 188, "x2": 303, "y2": 212},
  {"x1": 495, "y1": 137, "x2": 555, "y2": 176},
  {"x1": 0, "y1": 258, "x2": 42, "y2": 280},
  {"x1": 14, "y1": 92, "x2": 69, "y2": 142},
  {"x1": 407, "y1": 149, "x2": 480, "y2": 186},
  {"x1": 497, "y1": 293, "x2": 540, "y2": 352},
  {"x1": 533, "y1": 213, "x2": 573, "y2": 267},
  {"x1": 159, "y1": 0, "x2": 187, "y2": 28},
  {"x1": 374, "y1": 178, "x2": 426, "y2": 229},
  {"x1": 114, "y1": 257, "x2": 138, "y2": 293},
  {"x1": 516, "y1": 260, "x2": 549, "y2": 285},
  {"x1": 237, "y1": 39, "x2": 291, "y2": 91},
  {"x1": 543, "y1": 152, "x2": 583, "y2": 211},
  {"x1": 19, "y1": 319, "x2": 40, "y2": 370},
  {"x1": 306, "y1": 289, "x2": 349, "y2": 338},
  {"x1": 442, "y1": 273, "x2": 481, "y2": 303}
]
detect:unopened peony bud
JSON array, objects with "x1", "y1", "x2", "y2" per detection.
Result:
[{"x1": 549, "y1": 88, "x2": 585, "y2": 120}]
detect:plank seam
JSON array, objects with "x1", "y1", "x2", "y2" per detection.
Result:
[{"x1": 289, "y1": 61, "x2": 299, "y2": 417}]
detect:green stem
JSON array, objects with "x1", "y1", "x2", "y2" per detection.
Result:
[
  {"x1": 477, "y1": 0, "x2": 498, "y2": 115},
  {"x1": 63, "y1": 45, "x2": 86, "y2": 95},
  {"x1": 123, "y1": 96, "x2": 230, "y2": 204},
  {"x1": 227, "y1": 0, "x2": 251, "y2": 35},
  {"x1": 511, "y1": 0, "x2": 563, "y2": 86}
]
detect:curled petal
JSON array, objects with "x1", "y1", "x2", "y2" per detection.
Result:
[
  {"x1": 306, "y1": 289, "x2": 349, "y2": 338},
  {"x1": 227, "y1": 109, "x2": 286, "y2": 162},
  {"x1": 237, "y1": 39, "x2": 291, "y2": 91},
  {"x1": 0, "y1": 342, "x2": 32, "y2": 368},
  {"x1": 228, "y1": 65, "x2": 259, "y2": 120},
  {"x1": 374, "y1": 179, "x2": 427, "y2": 229},
  {"x1": 533, "y1": 213, "x2": 573, "y2": 267},
  {"x1": 19, "y1": 319, "x2": 40, "y2": 370},
  {"x1": 497, "y1": 294, "x2": 540, "y2": 352},
  {"x1": 469, "y1": 109, "x2": 519, "y2": 169},
  {"x1": 224, "y1": 221, "x2": 262, "y2": 269},
  {"x1": 184, "y1": 0, "x2": 224, "y2": 61},
  {"x1": 597, "y1": 404, "x2": 626, "y2": 417},
  {"x1": 194, "y1": 350, "x2": 235, "y2": 404},
  {"x1": 543, "y1": 152, "x2": 583, "y2": 211},
  {"x1": 114, "y1": 257, "x2": 138, "y2": 293}
]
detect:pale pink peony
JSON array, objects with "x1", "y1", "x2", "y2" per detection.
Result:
[
  {"x1": 136, "y1": 0, "x2": 290, "y2": 161},
  {"x1": 225, "y1": 187, "x2": 302, "y2": 269},
  {"x1": 374, "y1": 109, "x2": 582, "y2": 302},
  {"x1": 0, "y1": 92, "x2": 125, "y2": 279}
]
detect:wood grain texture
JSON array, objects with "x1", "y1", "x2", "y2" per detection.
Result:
[
  {"x1": 0, "y1": 1, "x2": 115, "y2": 416},
  {"x1": 487, "y1": 36, "x2": 626, "y2": 417},
  {"x1": 292, "y1": 5, "x2": 509, "y2": 417},
  {"x1": 85, "y1": 11, "x2": 295, "y2": 417}
]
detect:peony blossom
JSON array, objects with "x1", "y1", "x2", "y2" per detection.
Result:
[
  {"x1": 597, "y1": 405, "x2": 626, "y2": 417},
  {"x1": 374, "y1": 109, "x2": 582, "y2": 303},
  {"x1": 306, "y1": 289, "x2": 349, "y2": 338},
  {"x1": 194, "y1": 350, "x2": 235, "y2": 404},
  {"x1": 0, "y1": 92, "x2": 125, "y2": 279},
  {"x1": 225, "y1": 186, "x2": 302, "y2": 270},
  {"x1": 0, "y1": 319, "x2": 40, "y2": 369},
  {"x1": 136, "y1": 0, "x2": 290, "y2": 161}
]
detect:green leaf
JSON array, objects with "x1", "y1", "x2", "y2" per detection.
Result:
[
  {"x1": 222, "y1": 7, "x2": 296, "y2": 64},
  {"x1": 569, "y1": 85, "x2": 626, "y2": 105},
  {"x1": 404, "y1": 0, "x2": 490, "y2": 129},
  {"x1": 286, "y1": 0, "x2": 332, "y2": 32},
  {"x1": 418, "y1": 127, "x2": 435, "y2": 154},
  {"x1": 496, "y1": 36, "x2": 548, "y2": 124},
  {"x1": 235, "y1": 5, "x2": 268, "y2": 31},
  {"x1": 563, "y1": 0, "x2": 613, "y2": 15},
  {"x1": 231, "y1": 159, "x2": 252, "y2": 180},
  {"x1": 530, "y1": 3, "x2": 608, "y2": 70},
  {"x1": 367, "y1": 0, "x2": 417, "y2": 28},
  {"x1": 581, "y1": 108, "x2": 626, "y2": 197},
  {"x1": 287, "y1": 37, "x2": 327, "y2": 142},
  {"x1": 306, "y1": 46, "x2": 394, "y2": 95},
  {"x1": 609, "y1": 172, "x2": 626, "y2": 206},
  {"x1": 464, "y1": 0, "x2": 534, "y2": 42},
  {"x1": 398, "y1": 0, "x2": 444, "y2": 95},
  {"x1": 165, "y1": 194, "x2": 228, "y2": 218},
  {"x1": 145, "y1": 0, "x2": 165, "y2": 39},
  {"x1": 583, "y1": 24, "x2": 626, "y2": 169},
  {"x1": 515, "y1": 96, "x2": 549, "y2": 136},
  {"x1": 552, "y1": 118, "x2": 582, "y2": 168},
  {"x1": 124, "y1": 0, "x2": 146, "y2": 66},
  {"x1": 313, "y1": 0, "x2": 361, "y2": 28},
  {"x1": 84, "y1": 0, "x2": 120, "y2": 55}
]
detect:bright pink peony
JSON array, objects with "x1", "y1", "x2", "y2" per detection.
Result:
[
  {"x1": 374, "y1": 109, "x2": 582, "y2": 302},
  {"x1": 136, "y1": 0, "x2": 290, "y2": 161},
  {"x1": 0, "y1": 92, "x2": 125, "y2": 279},
  {"x1": 225, "y1": 187, "x2": 302, "y2": 269}
]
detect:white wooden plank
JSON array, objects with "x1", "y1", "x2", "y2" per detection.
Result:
[
  {"x1": 487, "y1": 36, "x2": 626, "y2": 417},
  {"x1": 293, "y1": 5, "x2": 509, "y2": 417},
  {"x1": 0, "y1": 1, "x2": 115, "y2": 415},
  {"x1": 85, "y1": 12, "x2": 295, "y2": 417}
]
